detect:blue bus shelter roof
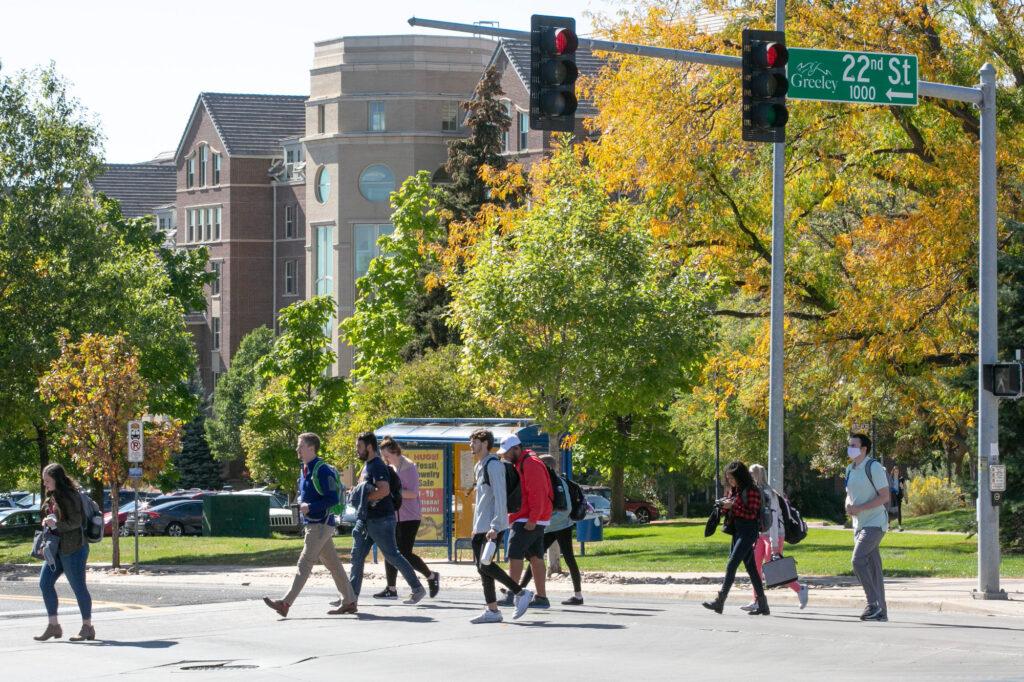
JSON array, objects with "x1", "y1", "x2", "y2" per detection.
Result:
[{"x1": 374, "y1": 418, "x2": 548, "y2": 451}]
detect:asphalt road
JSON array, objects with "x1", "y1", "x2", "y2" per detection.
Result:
[{"x1": 1, "y1": 580, "x2": 1022, "y2": 680}]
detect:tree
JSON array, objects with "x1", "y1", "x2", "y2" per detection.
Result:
[
  {"x1": 450, "y1": 142, "x2": 719, "y2": 519},
  {"x1": 38, "y1": 334, "x2": 181, "y2": 567},
  {"x1": 174, "y1": 411, "x2": 222, "y2": 491},
  {"x1": 998, "y1": 219, "x2": 1024, "y2": 551},
  {"x1": 241, "y1": 297, "x2": 348, "y2": 489},
  {"x1": 206, "y1": 326, "x2": 274, "y2": 464}
]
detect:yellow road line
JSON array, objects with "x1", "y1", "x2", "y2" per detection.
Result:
[{"x1": 0, "y1": 594, "x2": 154, "y2": 611}]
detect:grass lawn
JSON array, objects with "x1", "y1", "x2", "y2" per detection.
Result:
[
  {"x1": 2, "y1": 521, "x2": 1020, "y2": 578},
  {"x1": 900, "y1": 508, "x2": 975, "y2": 533}
]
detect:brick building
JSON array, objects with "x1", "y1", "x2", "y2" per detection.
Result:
[{"x1": 90, "y1": 159, "x2": 177, "y2": 244}]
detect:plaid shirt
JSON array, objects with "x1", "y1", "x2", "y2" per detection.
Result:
[{"x1": 729, "y1": 486, "x2": 761, "y2": 521}]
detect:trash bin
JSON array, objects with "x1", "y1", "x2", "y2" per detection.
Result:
[{"x1": 576, "y1": 517, "x2": 603, "y2": 543}]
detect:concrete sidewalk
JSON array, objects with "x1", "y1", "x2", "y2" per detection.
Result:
[{"x1": 5, "y1": 559, "x2": 1021, "y2": 618}]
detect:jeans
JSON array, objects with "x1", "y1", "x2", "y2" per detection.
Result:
[
  {"x1": 385, "y1": 519, "x2": 433, "y2": 587},
  {"x1": 472, "y1": 532, "x2": 521, "y2": 604},
  {"x1": 720, "y1": 519, "x2": 766, "y2": 604},
  {"x1": 852, "y1": 526, "x2": 887, "y2": 613},
  {"x1": 283, "y1": 523, "x2": 355, "y2": 607},
  {"x1": 520, "y1": 527, "x2": 582, "y2": 593},
  {"x1": 39, "y1": 544, "x2": 92, "y2": 619},
  {"x1": 350, "y1": 515, "x2": 423, "y2": 598}
]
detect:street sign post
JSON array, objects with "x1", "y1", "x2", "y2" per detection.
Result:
[
  {"x1": 128, "y1": 420, "x2": 144, "y2": 463},
  {"x1": 788, "y1": 48, "x2": 918, "y2": 106}
]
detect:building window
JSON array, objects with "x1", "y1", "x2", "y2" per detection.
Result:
[
  {"x1": 519, "y1": 111, "x2": 529, "y2": 150},
  {"x1": 284, "y1": 259, "x2": 297, "y2": 295},
  {"x1": 187, "y1": 209, "x2": 195, "y2": 243},
  {"x1": 285, "y1": 204, "x2": 296, "y2": 238},
  {"x1": 354, "y1": 223, "x2": 396, "y2": 280},
  {"x1": 358, "y1": 164, "x2": 395, "y2": 203},
  {"x1": 212, "y1": 153, "x2": 221, "y2": 185},
  {"x1": 315, "y1": 166, "x2": 330, "y2": 204},
  {"x1": 369, "y1": 101, "x2": 385, "y2": 132},
  {"x1": 210, "y1": 261, "x2": 221, "y2": 296},
  {"x1": 198, "y1": 145, "x2": 207, "y2": 186},
  {"x1": 442, "y1": 100, "x2": 459, "y2": 131},
  {"x1": 211, "y1": 316, "x2": 221, "y2": 350},
  {"x1": 214, "y1": 206, "x2": 221, "y2": 241},
  {"x1": 315, "y1": 225, "x2": 335, "y2": 338},
  {"x1": 212, "y1": 371, "x2": 221, "y2": 389},
  {"x1": 502, "y1": 102, "x2": 512, "y2": 151},
  {"x1": 204, "y1": 208, "x2": 212, "y2": 241},
  {"x1": 186, "y1": 156, "x2": 195, "y2": 188},
  {"x1": 317, "y1": 104, "x2": 325, "y2": 134}
]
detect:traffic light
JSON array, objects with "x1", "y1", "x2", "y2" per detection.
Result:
[
  {"x1": 530, "y1": 15, "x2": 579, "y2": 133},
  {"x1": 742, "y1": 29, "x2": 789, "y2": 143},
  {"x1": 984, "y1": 363, "x2": 1023, "y2": 398}
]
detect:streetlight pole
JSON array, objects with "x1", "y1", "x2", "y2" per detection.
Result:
[{"x1": 767, "y1": 0, "x2": 786, "y2": 492}]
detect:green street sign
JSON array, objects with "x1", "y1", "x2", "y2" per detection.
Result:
[{"x1": 787, "y1": 48, "x2": 918, "y2": 106}]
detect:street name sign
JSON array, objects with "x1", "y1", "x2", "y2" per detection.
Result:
[
  {"x1": 788, "y1": 48, "x2": 918, "y2": 106},
  {"x1": 128, "y1": 419, "x2": 144, "y2": 463}
]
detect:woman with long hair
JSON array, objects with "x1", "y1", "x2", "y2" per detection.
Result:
[
  {"x1": 377, "y1": 437, "x2": 440, "y2": 599},
  {"x1": 745, "y1": 464, "x2": 808, "y2": 610},
  {"x1": 34, "y1": 463, "x2": 94, "y2": 641},
  {"x1": 703, "y1": 460, "x2": 770, "y2": 616}
]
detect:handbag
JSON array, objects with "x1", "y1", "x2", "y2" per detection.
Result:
[
  {"x1": 704, "y1": 506, "x2": 721, "y2": 537},
  {"x1": 762, "y1": 555, "x2": 799, "y2": 588},
  {"x1": 30, "y1": 529, "x2": 46, "y2": 561}
]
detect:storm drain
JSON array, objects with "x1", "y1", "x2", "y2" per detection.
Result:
[{"x1": 179, "y1": 662, "x2": 258, "y2": 672}]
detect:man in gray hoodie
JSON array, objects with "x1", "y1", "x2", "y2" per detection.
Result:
[{"x1": 468, "y1": 429, "x2": 532, "y2": 624}]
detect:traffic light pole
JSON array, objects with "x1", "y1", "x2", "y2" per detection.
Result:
[
  {"x1": 410, "y1": 15, "x2": 1003, "y2": 598},
  {"x1": 767, "y1": 0, "x2": 786, "y2": 492}
]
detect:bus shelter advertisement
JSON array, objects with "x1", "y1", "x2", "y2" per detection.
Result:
[{"x1": 408, "y1": 449, "x2": 445, "y2": 542}]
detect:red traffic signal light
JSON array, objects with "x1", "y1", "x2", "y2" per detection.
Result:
[
  {"x1": 531, "y1": 15, "x2": 579, "y2": 132},
  {"x1": 742, "y1": 29, "x2": 789, "y2": 143}
]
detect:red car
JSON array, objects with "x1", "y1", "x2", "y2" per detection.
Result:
[{"x1": 581, "y1": 486, "x2": 660, "y2": 523}]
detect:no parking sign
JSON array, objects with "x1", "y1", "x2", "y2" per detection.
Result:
[{"x1": 128, "y1": 420, "x2": 144, "y2": 463}]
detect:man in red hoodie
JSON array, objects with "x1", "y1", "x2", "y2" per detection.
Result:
[{"x1": 499, "y1": 435, "x2": 553, "y2": 611}]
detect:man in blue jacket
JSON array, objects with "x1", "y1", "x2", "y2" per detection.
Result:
[{"x1": 263, "y1": 432, "x2": 356, "y2": 617}]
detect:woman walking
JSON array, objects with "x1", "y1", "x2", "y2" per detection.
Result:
[
  {"x1": 377, "y1": 437, "x2": 440, "y2": 599},
  {"x1": 890, "y1": 466, "x2": 907, "y2": 530},
  {"x1": 743, "y1": 465, "x2": 808, "y2": 611},
  {"x1": 35, "y1": 463, "x2": 94, "y2": 641},
  {"x1": 703, "y1": 460, "x2": 770, "y2": 616}
]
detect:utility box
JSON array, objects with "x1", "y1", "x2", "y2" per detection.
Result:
[{"x1": 203, "y1": 494, "x2": 270, "y2": 538}]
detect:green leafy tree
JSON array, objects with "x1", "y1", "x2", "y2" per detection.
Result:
[
  {"x1": 998, "y1": 220, "x2": 1024, "y2": 551},
  {"x1": 241, "y1": 297, "x2": 348, "y2": 488},
  {"x1": 451, "y1": 142, "x2": 719, "y2": 519},
  {"x1": 174, "y1": 411, "x2": 222, "y2": 490},
  {"x1": 206, "y1": 326, "x2": 274, "y2": 464}
]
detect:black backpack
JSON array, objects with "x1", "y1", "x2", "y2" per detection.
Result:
[
  {"x1": 388, "y1": 467, "x2": 403, "y2": 511},
  {"x1": 776, "y1": 491, "x2": 808, "y2": 544},
  {"x1": 564, "y1": 477, "x2": 588, "y2": 521},
  {"x1": 756, "y1": 486, "x2": 773, "y2": 534},
  {"x1": 546, "y1": 465, "x2": 569, "y2": 511},
  {"x1": 482, "y1": 456, "x2": 521, "y2": 514}
]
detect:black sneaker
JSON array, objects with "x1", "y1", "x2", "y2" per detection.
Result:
[
  {"x1": 862, "y1": 608, "x2": 888, "y2": 622},
  {"x1": 427, "y1": 572, "x2": 440, "y2": 598},
  {"x1": 531, "y1": 596, "x2": 551, "y2": 609},
  {"x1": 373, "y1": 587, "x2": 398, "y2": 599},
  {"x1": 859, "y1": 605, "x2": 876, "y2": 620},
  {"x1": 562, "y1": 596, "x2": 584, "y2": 606},
  {"x1": 496, "y1": 591, "x2": 515, "y2": 607}
]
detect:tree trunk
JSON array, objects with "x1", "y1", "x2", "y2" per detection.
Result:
[
  {"x1": 664, "y1": 480, "x2": 676, "y2": 520},
  {"x1": 111, "y1": 484, "x2": 121, "y2": 568},
  {"x1": 611, "y1": 415, "x2": 631, "y2": 524},
  {"x1": 36, "y1": 424, "x2": 49, "y2": 502}
]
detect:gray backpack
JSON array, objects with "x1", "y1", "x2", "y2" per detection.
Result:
[{"x1": 79, "y1": 491, "x2": 103, "y2": 544}]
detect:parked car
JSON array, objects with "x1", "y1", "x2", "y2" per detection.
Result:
[
  {"x1": 337, "y1": 493, "x2": 357, "y2": 535},
  {"x1": 0, "y1": 496, "x2": 20, "y2": 510},
  {"x1": 123, "y1": 500, "x2": 204, "y2": 536},
  {"x1": 582, "y1": 485, "x2": 659, "y2": 523},
  {"x1": 104, "y1": 499, "x2": 153, "y2": 536},
  {"x1": 0, "y1": 508, "x2": 42, "y2": 538},
  {"x1": 585, "y1": 494, "x2": 637, "y2": 526}
]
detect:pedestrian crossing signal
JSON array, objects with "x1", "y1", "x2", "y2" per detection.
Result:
[{"x1": 984, "y1": 363, "x2": 1023, "y2": 398}]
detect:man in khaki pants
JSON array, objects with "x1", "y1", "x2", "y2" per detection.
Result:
[{"x1": 263, "y1": 433, "x2": 356, "y2": 617}]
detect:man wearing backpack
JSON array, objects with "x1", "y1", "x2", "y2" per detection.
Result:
[
  {"x1": 500, "y1": 435, "x2": 553, "y2": 610},
  {"x1": 468, "y1": 429, "x2": 532, "y2": 623},
  {"x1": 340, "y1": 432, "x2": 427, "y2": 611},
  {"x1": 263, "y1": 432, "x2": 356, "y2": 618},
  {"x1": 845, "y1": 433, "x2": 891, "y2": 622}
]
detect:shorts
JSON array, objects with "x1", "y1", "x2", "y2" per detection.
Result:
[{"x1": 507, "y1": 521, "x2": 545, "y2": 560}]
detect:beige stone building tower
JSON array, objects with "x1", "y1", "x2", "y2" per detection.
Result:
[{"x1": 303, "y1": 35, "x2": 494, "y2": 374}]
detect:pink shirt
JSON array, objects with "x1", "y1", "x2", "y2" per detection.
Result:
[{"x1": 395, "y1": 460, "x2": 422, "y2": 523}]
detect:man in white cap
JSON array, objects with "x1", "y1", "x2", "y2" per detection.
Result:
[{"x1": 498, "y1": 433, "x2": 553, "y2": 610}]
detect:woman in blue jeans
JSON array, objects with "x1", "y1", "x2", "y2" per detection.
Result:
[{"x1": 34, "y1": 463, "x2": 94, "y2": 641}]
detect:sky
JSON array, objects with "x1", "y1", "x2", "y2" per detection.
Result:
[{"x1": 0, "y1": 1, "x2": 621, "y2": 163}]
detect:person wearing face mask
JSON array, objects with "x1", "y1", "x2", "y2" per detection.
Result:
[{"x1": 844, "y1": 433, "x2": 891, "y2": 622}]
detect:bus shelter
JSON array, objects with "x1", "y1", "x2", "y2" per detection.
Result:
[{"x1": 374, "y1": 418, "x2": 554, "y2": 561}]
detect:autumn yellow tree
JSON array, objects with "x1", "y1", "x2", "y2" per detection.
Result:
[{"x1": 39, "y1": 333, "x2": 181, "y2": 567}]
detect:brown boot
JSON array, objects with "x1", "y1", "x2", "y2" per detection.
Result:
[
  {"x1": 327, "y1": 602, "x2": 358, "y2": 615},
  {"x1": 33, "y1": 624, "x2": 62, "y2": 641},
  {"x1": 70, "y1": 624, "x2": 96, "y2": 641},
  {"x1": 263, "y1": 597, "x2": 289, "y2": 618}
]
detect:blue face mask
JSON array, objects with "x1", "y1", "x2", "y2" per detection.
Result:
[{"x1": 847, "y1": 446, "x2": 861, "y2": 459}]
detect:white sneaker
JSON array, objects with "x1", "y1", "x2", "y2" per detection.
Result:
[
  {"x1": 740, "y1": 601, "x2": 758, "y2": 612},
  {"x1": 328, "y1": 597, "x2": 342, "y2": 607},
  {"x1": 470, "y1": 609, "x2": 504, "y2": 624},
  {"x1": 513, "y1": 589, "x2": 534, "y2": 620},
  {"x1": 404, "y1": 587, "x2": 427, "y2": 605},
  {"x1": 798, "y1": 584, "x2": 809, "y2": 609}
]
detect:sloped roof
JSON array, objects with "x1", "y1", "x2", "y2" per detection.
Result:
[
  {"x1": 91, "y1": 163, "x2": 177, "y2": 218},
  {"x1": 176, "y1": 93, "x2": 308, "y2": 160},
  {"x1": 493, "y1": 39, "x2": 608, "y2": 116}
]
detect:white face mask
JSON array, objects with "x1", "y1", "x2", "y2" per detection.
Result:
[{"x1": 847, "y1": 446, "x2": 862, "y2": 459}]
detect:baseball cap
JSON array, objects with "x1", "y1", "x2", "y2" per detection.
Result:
[{"x1": 496, "y1": 434, "x2": 522, "y2": 455}]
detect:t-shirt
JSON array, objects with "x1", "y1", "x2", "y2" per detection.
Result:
[
  {"x1": 395, "y1": 460, "x2": 422, "y2": 523},
  {"x1": 845, "y1": 458, "x2": 889, "y2": 531},
  {"x1": 361, "y1": 456, "x2": 395, "y2": 520}
]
